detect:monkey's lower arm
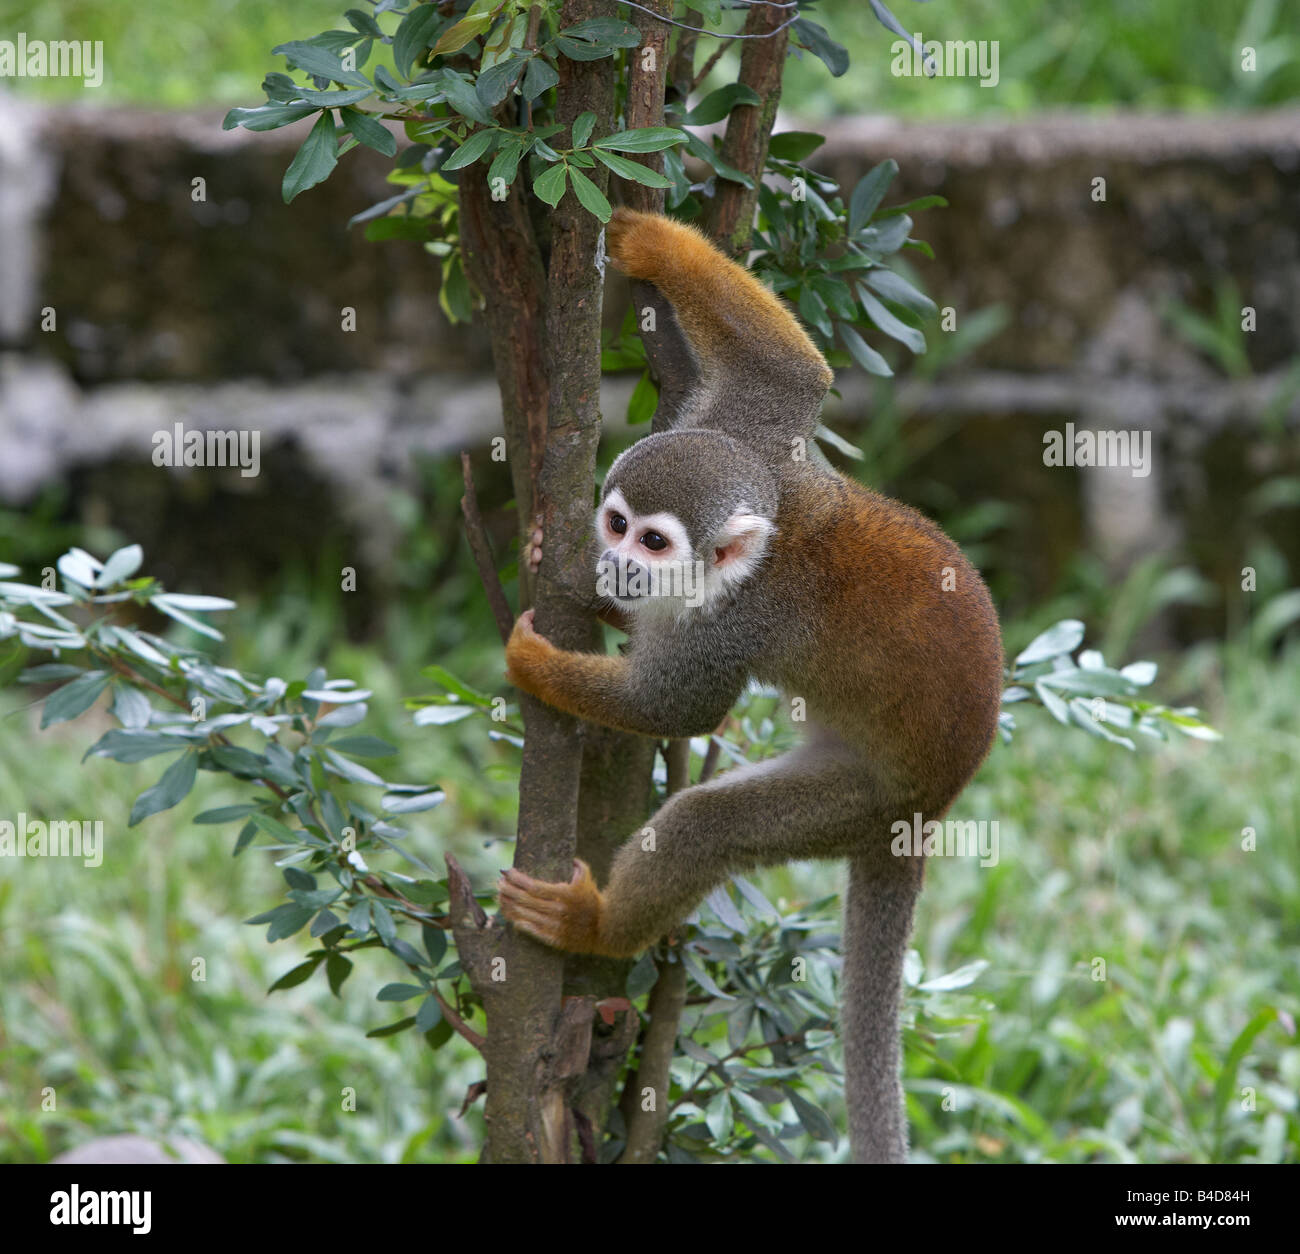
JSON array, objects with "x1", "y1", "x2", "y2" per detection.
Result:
[{"x1": 505, "y1": 612, "x2": 732, "y2": 738}]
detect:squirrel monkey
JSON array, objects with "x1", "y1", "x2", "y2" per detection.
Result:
[{"x1": 500, "y1": 208, "x2": 1003, "y2": 1163}]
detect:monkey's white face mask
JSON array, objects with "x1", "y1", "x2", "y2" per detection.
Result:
[{"x1": 594, "y1": 488, "x2": 774, "y2": 615}]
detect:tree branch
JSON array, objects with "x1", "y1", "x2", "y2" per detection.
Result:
[
  {"x1": 704, "y1": 0, "x2": 789, "y2": 254},
  {"x1": 617, "y1": 952, "x2": 688, "y2": 1162},
  {"x1": 459, "y1": 451, "x2": 514, "y2": 644}
]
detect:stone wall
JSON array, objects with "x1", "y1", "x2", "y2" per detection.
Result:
[{"x1": 1, "y1": 97, "x2": 1297, "y2": 624}]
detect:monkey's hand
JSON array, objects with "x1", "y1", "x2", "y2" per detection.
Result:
[
  {"x1": 503, "y1": 608, "x2": 554, "y2": 697},
  {"x1": 499, "y1": 859, "x2": 622, "y2": 955}
]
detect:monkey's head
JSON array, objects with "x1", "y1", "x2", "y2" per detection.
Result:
[{"x1": 596, "y1": 430, "x2": 778, "y2": 615}]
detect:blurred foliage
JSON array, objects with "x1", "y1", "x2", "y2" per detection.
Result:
[
  {"x1": 1, "y1": 540, "x2": 1262, "y2": 1164},
  {"x1": 2, "y1": 566, "x2": 1295, "y2": 1161},
  {"x1": 4, "y1": 0, "x2": 1296, "y2": 113}
]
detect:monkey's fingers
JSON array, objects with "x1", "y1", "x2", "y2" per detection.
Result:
[
  {"x1": 498, "y1": 880, "x2": 574, "y2": 949},
  {"x1": 499, "y1": 860, "x2": 586, "y2": 901},
  {"x1": 498, "y1": 860, "x2": 603, "y2": 952}
]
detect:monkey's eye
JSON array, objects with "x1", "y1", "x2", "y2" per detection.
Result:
[
  {"x1": 640, "y1": 531, "x2": 668, "y2": 552},
  {"x1": 608, "y1": 512, "x2": 627, "y2": 535}
]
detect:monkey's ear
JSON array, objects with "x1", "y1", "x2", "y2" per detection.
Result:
[{"x1": 711, "y1": 513, "x2": 774, "y2": 583}]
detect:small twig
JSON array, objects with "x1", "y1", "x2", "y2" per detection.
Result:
[
  {"x1": 459, "y1": 451, "x2": 515, "y2": 644},
  {"x1": 673, "y1": 1029, "x2": 809, "y2": 1109},
  {"x1": 688, "y1": 40, "x2": 729, "y2": 94},
  {"x1": 664, "y1": 738, "x2": 691, "y2": 793},
  {"x1": 434, "y1": 988, "x2": 487, "y2": 1051},
  {"x1": 620, "y1": 0, "x2": 799, "y2": 37},
  {"x1": 699, "y1": 735, "x2": 722, "y2": 783}
]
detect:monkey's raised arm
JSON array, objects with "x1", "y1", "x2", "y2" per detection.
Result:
[{"x1": 606, "y1": 209, "x2": 833, "y2": 464}]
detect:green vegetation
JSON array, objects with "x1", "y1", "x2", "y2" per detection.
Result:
[
  {"x1": 5, "y1": 0, "x2": 1296, "y2": 113},
  {"x1": 0, "y1": 540, "x2": 1293, "y2": 1161}
]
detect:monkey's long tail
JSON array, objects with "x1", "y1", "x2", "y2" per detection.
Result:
[{"x1": 840, "y1": 854, "x2": 923, "y2": 1164}]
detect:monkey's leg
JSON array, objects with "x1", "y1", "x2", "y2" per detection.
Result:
[
  {"x1": 500, "y1": 741, "x2": 907, "y2": 957},
  {"x1": 498, "y1": 741, "x2": 925, "y2": 1164}
]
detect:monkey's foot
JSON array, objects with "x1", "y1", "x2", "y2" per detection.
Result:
[{"x1": 498, "y1": 858, "x2": 608, "y2": 954}]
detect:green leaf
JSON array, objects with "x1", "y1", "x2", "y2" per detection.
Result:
[
  {"x1": 438, "y1": 69, "x2": 494, "y2": 125},
  {"x1": 533, "y1": 162, "x2": 569, "y2": 207},
  {"x1": 683, "y1": 130, "x2": 752, "y2": 187},
  {"x1": 861, "y1": 216, "x2": 912, "y2": 255},
  {"x1": 792, "y1": 17, "x2": 849, "y2": 77},
  {"x1": 392, "y1": 4, "x2": 445, "y2": 78},
  {"x1": 416, "y1": 996, "x2": 443, "y2": 1034},
  {"x1": 109, "y1": 684, "x2": 151, "y2": 730},
  {"x1": 314, "y1": 908, "x2": 342, "y2": 939},
  {"x1": 857, "y1": 284, "x2": 925, "y2": 354},
  {"x1": 685, "y1": 84, "x2": 760, "y2": 125},
  {"x1": 568, "y1": 167, "x2": 612, "y2": 221},
  {"x1": 222, "y1": 103, "x2": 319, "y2": 132},
  {"x1": 272, "y1": 40, "x2": 370, "y2": 88},
  {"x1": 814, "y1": 422, "x2": 865, "y2": 460},
  {"x1": 787, "y1": 1088, "x2": 838, "y2": 1143},
  {"x1": 371, "y1": 901, "x2": 398, "y2": 946},
  {"x1": 560, "y1": 17, "x2": 641, "y2": 47},
  {"x1": 767, "y1": 131, "x2": 824, "y2": 162},
  {"x1": 421, "y1": 666, "x2": 490, "y2": 705},
  {"x1": 594, "y1": 127, "x2": 687, "y2": 154},
  {"x1": 477, "y1": 55, "x2": 526, "y2": 107},
  {"x1": 41, "y1": 671, "x2": 109, "y2": 729},
  {"x1": 269, "y1": 958, "x2": 323, "y2": 991},
  {"x1": 1015, "y1": 620, "x2": 1085, "y2": 667},
  {"x1": 20, "y1": 663, "x2": 85, "y2": 682},
  {"x1": 209, "y1": 744, "x2": 270, "y2": 779},
  {"x1": 346, "y1": 9, "x2": 383, "y2": 38},
  {"x1": 487, "y1": 141, "x2": 526, "y2": 187},
  {"x1": 431, "y1": 13, "x2": 494, "y2": 58},
  {"x1": 917, "y1": 959, "x2": 989, "y2": 992},
  {"x1": 330, "y1": 735, "x2": 398, "y2": 758},
  {"x1": 340, "y1": 107, "x2": 396, "y2": 156},
  {"x1": 326, "y1": 952, "x2": 353, "y2": 995},
  {"x1": 875, "y1": 193, "x2": 948, "y2": 219},
  {"x1": 522, "y1": 56, "x2": 559, "y2": 101},
  {"x1": 367, "y1": 1016, "x2": 416, "y2": 1038},
  {"x1": 570, "y1": 110, "x2": 598, "y2": 150},
  {"x1": 194, "y1": 804, "x2": 262, "y2": 825},
  {"x1": 441, "y1": 127, "x2": 497, "y2": 171},
  {"x1": 281, "y1": 111, "x2": 339, "y2": 204},
  {"x1": 266, "y1": 903, "x2": 316, "y2": 942},
  {"x1": 798, "y1": 285, "x2": 833, "y2": 338},
  {"x1": 1213, "y1": 1007, "x2": 1278, "y2": 1146},
  {"x1": 382, "y1": 790, "x2": 446, "y2": 814},
  {"x1": 1033, "y1": 678, "x2": 1072, "y2": 726},
  {"x1": 378, "y1": 982, "x2": 426, "y2": 1002},
  {"x1": 299, "y1": 86, "x2": 373, "y2": 106},
  {"x1": 862, "y1": 268, "x2": 937, "y2": 317},
  {"x1": 626, "y1": 369, "x2": 658, "y2": 425},
  {"x1": 84, "y1": 729, "x2": 187, "y2": 764},
  {"x1": 57, "y1": 549, "x2": 100, "y2": 587},
  {"x1": 626, "y1": 952, "x2": 658, "y2": 1000},
  {"x1": 422, "y1": 924, "x2": 448, "y2": 967},
  {"x1": 839, "y1": 325, "x2": 893, "y2": 378},
  {"x1": 553, "y1": 35, "x2": 617, "y2": 61},
  {"x1": 233, "y1": 821, "x2": 257, "y2": 855},
  {"x1": 849, "y1": 159, "x2": 898, "y2": 235},
  {"x1": 128, "y1": 752, "x2": 198, "y2": 826},
  {"x1": 592, "y1": 149, "x2": 672, "y2": 188}
]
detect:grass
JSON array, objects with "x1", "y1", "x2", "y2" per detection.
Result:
[{"x1": 0, "y1": 591, "x2": 1295, "y2": 1162}]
